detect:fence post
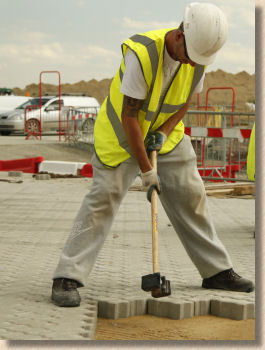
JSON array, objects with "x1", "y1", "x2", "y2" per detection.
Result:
[{"x1": 39, "y1": 71, "x2": 61, "y2": 141}]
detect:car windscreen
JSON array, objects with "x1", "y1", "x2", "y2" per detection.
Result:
[{"x1": 15, "y1": 98, "x2": 51, "y2": 110}]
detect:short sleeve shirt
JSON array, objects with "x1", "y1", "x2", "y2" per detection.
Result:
[{"x1": 120, "y1": 47, "x2": 205, "y2": 99}]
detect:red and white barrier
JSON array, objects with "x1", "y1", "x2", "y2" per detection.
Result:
[
  {"x1": 185, "y1": 127, "x2": 251, "y2": 142},
  {"x1": 0, "y1": 157, "x2": 44, "y2": 174},
  {"x1": 0, "y1": 157, "x2": 93, "y2": 178}
]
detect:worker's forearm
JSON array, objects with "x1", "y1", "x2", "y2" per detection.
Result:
[
  {"x1": 122, "y1": 117, "x2": 152, "y2": 172},
  {"x1": 158, "y1": 97, "x2": 192, "y2": 137},
  {"x1": 121, "y1": 96, "x2": 152, "y2": 173}
]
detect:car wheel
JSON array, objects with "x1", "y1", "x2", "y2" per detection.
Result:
[
  {"x1": 26, "y1": 119, "x2": 40, "y2": 133},
  {"x1": 0, "y1": 131, "x2": 11, "y2": 136}
]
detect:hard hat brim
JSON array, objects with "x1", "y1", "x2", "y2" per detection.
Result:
[{"x1": 185, "y1": 38, "x2": 217, "y2": 65}]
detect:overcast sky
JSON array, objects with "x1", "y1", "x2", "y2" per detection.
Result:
[{"x1": 0, "y1": 0, "x2": 255, "y2": 88}]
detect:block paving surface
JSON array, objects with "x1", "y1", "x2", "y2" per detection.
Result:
[{"x1": 0, "y1": 173, "x2": 255, "y2": 340}]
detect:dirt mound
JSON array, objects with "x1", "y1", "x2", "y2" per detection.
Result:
[
  {"x1": 13, "y1": 78, "x2": 112, "y2": 106},
  {"x1": 198, "y1": 70, "x2": 255, "y2": 111},
  {"x1": 13, "y1": 70, "x2": 255, "y2": 112}
]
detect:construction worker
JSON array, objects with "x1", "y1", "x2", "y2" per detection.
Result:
[{"x1": 52, "y1": 2, "x2": 254, "y2": 307}]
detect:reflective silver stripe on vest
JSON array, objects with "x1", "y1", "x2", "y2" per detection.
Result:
[
  {"x1": 159, "y1": 64, "x2": 205, "y2": 114},
  {"x1": 129, "y1": 34, "x2": 159, "y2": 80},
  {"x1": 119, "y1": 66, "x2": 124, "y2": 82},
  {"x1": 129, "y1": 34, "x2": 159, "y2": 121},
  {"x1": 160, "y1": 103, "x2": 186, "y2": 114},
  {"x1": 106, "y1": 97, "x2": 133, "y2": 156},
  {"x1": 187, "y1": 64, "x2": 204, "y2": 99},
  {"x1": 145, "y1": 109, "x2": 156, "y2": 121}
]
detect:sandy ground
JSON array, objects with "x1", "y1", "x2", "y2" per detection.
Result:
[
  {"x1": 95, "y1": 315, "x2": 255, "y2": 341},
  {"x1": 0, "y1": 140, "x2": 93, "y2": 162}
]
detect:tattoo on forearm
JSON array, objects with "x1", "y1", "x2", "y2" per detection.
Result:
[{"x1": 122, "y1": 95, "x2": 144, "y2": 118}]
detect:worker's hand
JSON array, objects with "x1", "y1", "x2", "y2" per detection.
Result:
[
  {"x1": 141, "y1": 168, "x2": 161, "y2": 202},
  {"x1": 146, "y1": 131, "x2": 167, "y2": 155}
]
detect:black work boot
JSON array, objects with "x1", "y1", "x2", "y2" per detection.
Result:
[
  {"x1": 51, "y1": 278, "x2": 81, "y2": 307},
  {"x1": 202, "y1": 268, "x2": 254, "y2": 293}
]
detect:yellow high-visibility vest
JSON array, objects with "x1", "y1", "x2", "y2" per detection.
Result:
[
  {"x1": 94, "y1": 28, "x2": 205, "y2": 167},
  {"x1": 247, "y1": 123, "x2": 255, "y2": 181}
]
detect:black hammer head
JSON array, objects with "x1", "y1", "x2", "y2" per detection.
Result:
[
  {"x1": 141, "y1": 272, "x2": 171, "y2": 298},
  {"x1": 151, "y1": 276, "x2": 171, "y2": 298}
]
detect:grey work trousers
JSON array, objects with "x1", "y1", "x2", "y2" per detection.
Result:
[{"x1": 53, "y1": 134, "x2": 233, "y2": 286}]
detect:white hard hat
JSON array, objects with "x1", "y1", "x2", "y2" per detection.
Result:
[{"x1": 183, "y1": 2, "x2": 228, "y2": 65}]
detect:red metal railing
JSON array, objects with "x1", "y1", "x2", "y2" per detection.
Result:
[
  {"x1": 39, "y1": 70, "x2": 61, "y2": 140},
  {"x1": 205, "y1": 87, "x2": 235, "y2": 125}
]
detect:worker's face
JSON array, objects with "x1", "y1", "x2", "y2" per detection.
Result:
[{"x1": 171, "y1": 31, "x2": 196, "y2": 66}]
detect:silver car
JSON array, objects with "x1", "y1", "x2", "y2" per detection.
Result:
[
  {"x1": 0, "y1": 96, "x2": 100, "y2": 135},
  {"x1": 0, "y1": 97, "x2": 50, "y2": 135}
]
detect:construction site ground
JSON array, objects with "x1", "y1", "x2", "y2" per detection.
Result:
[{"x1": 0, "y1": 135, "x2": 257, "y2": 342}]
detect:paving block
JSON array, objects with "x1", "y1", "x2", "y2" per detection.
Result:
[
  {"x1": 97, "y1": 299, "x2": 147, "y2": 319},
  {"x1": 35, "y1": 173, "x2": 51, "y2": 180},
  {"x1": 8, "y1": 171, "x2": 23, "y2": 177},
  {"x1": 211, "y1": 299, "x2": 255, "y2": 320},
  {"x1": 129, "y1": 299, "x2": 147, "y2": 316},
  {"x1": 194, "y1": 298, "x2": 211, "y2": 316},
  {"x1": 148, "y1": 299, "x2": 194, "y2": 320},
  {"x1": 98, "y1": 300, "x2": 130, "y2": 319},
  {"x1": 78, "y1": 297, "x2": 98, "y2": 340}
]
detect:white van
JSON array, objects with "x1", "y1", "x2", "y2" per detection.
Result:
[
  {"x1": 0, "y1": 95, "x2": 32, "y2": 114},
  {"x1": 0, "y1": 95, "x2": 100, "y2": 135}
]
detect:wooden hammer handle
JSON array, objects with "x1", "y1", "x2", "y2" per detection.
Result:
[{"x1": 150, "y1": 151, "x2": 159, "y2": 273}]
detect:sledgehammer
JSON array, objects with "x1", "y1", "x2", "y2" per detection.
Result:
[{"x1": 141, "y1": 151, "x2": 171, "y2": 298}]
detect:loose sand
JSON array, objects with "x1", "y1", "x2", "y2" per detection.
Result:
[{"x1": 95, "y1": 314, "x2": 255, "y2": 341}]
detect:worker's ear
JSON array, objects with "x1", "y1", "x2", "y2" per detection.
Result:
[{"x1": 175, "y1": 29, "x2": 184, "y2": 42}]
